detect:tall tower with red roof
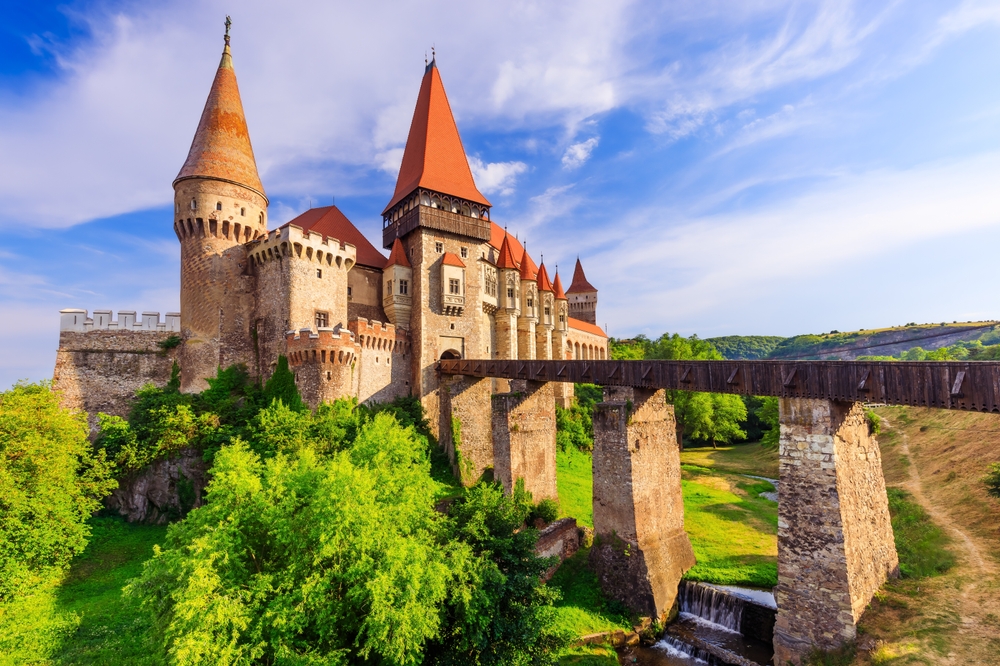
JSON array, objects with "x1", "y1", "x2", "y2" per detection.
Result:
[
  {"x1": 381, "y1": 56, "x2": 495, "y2": 438},
  {"x1": 566, "y1": 258, "x2": 599, "y2": 326},
  {"x1": 173, "y1": 19, "x2": 269, "y2": 391}
]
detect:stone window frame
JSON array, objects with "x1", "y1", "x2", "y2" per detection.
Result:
[
  {"x1": 448, "y1": 278, "x2": 461, "y2": 295},
  {"x1": 399, "y1": 279, "x2": 409, "y2": 295},
  {"x1": 435, "y1": 241, "x2": 443, "y2": 253},
  {"x1": 315, "y1": 311, "x2": 329, "y2": 328}
]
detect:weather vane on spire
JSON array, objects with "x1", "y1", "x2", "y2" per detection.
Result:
[{"x1": 224, "y1": 16, "x2": 232, "y2": 46}]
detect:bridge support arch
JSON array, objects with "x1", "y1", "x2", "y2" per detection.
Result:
[
  {"x1": 492, "y1": 380, "x2": 558, "y2": 501},
  {"x1": 774, "y1": 398, "x2": 899, "y2": 665},
  {"x1": 590, "y1": 388, "x2": 696, "y2": 620}
]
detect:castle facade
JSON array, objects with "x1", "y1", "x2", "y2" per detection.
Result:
[{"x1": 53, "y1": 30, "x2": 608, "y2": 439}]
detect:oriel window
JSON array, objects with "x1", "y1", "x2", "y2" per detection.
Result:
[
  {"x1": 399, "y1": 279, "x2": 409, "y2": 295},
  {"x1": 449, "y1": 278, "x2": 461, "y2": 295}
]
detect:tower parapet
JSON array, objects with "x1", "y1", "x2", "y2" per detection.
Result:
[
  {"x1": 59, "y1": 309, "x2": 181, "y2": 333},
  {"x1": 286, "y1": 326, "x2": 358, "y2": 407}
]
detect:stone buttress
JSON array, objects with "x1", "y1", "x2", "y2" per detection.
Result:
[
  {"x1": 773, "y1": 398, "x2": 898, "y2": 665},
  {"x1": 492, "y1": 380, "x2": 558, "y2": 501},
  {"x1": 590, "y1": 388, "x2": 696, "y2": 620}
]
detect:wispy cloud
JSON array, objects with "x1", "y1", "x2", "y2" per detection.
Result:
[
  {"x1": 561, "y1": 138, "x2": 599, "y2": 169},
  {"x1": 469, "y1": 157, "x2": 528, "y2": 196}
]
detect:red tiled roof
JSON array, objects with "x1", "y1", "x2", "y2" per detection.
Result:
[
  {"x1": 495, "y1": 232, "x2": 519, "y2": 270},
  {"x1": 442, "y1": 251, "x2": 466, "y2": 267},
  {"x1": 489, "y1": 222, "x2": 524, "y2": 260},
  {"x1": 569, "y1": 317, "x2": 607, "y2": 338},
  {"x1": 536, "y1": 262, "x2": 553, "y2": 292},
  {"x1": 283, "y1": 206, "x2": 387, "y2": 269},
  {"x1": 519, "y1": 249, "x2": 538, "y2": 281},
  {"x1": 175, "y1": 41, "x2": 266, "y2": 200},
  {"x1": 383, "y1": 59, "x2": 490, "y2": 214},
  {"x1": 553, "y1": 272, "x2": 567, "y2": 300},
  {"x1": 385, "y1": 237, "x2": 410, "y2": 268},
  {"x1": 567, "y1": 258, "x2": 597, "y2": 294}
]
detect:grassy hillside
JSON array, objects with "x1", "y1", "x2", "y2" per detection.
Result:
[
  {"x1": 767, "y1": 321, "x2": 999, "y2": 360},
  {"x1": 846, "y1": 406, "x2": 1000, "y2": 664}
]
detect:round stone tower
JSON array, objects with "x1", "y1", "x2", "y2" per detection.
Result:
[{"x1": 173, "y1": 19, "x2": 268, "y2": 391}]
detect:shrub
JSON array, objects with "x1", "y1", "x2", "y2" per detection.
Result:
[
  {"x1": 0, "y1": 383, "x2": 116, "y2": 599},
  {"x1": 983, "y1": 462, "x2": 1000, "y2": 499},
  {"x1": 530, "y1": 498, "x2": 560, "y2": 525},
  {"x1": 866, "y1": 409, "x2": 881, "y2": 436}
]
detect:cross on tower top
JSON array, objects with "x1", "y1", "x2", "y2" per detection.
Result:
[{"x1": 224, "y1": 16, "x2": 232, "y2": 45}]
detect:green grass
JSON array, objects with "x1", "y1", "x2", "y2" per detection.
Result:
[
  {"x1": 0, "y1": 517, "x2": 166, "y2": 665},
  {"x1": 887, "y1": 488, "x2": 956, "y2": 578},
  {"x1": 679, "y1": 441, "x2": 779, "y2": 478},
  {"x1": 549, "y1": 547, "x2": 632, "y2": 638},
  {"x1": 557, "y1": 445, "x2": 594, "y2": 528},
  {"x1": 681, "y1": 464, "x2": 778, "y2": 587}
]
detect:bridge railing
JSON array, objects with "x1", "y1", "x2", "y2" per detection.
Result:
[{"x1": 438, "y1": 359, "x2": 1000, "y2": 413}]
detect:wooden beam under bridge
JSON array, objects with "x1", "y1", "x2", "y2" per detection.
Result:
[{"x1": 438, "y1": 359, "x2": 1000, "y2": 413}]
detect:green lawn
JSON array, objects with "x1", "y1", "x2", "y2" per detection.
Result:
[
  {"x1": 557, "y1": 445, "x2": 594, "y2": 528},
  {"x1": 0, "y1": 517, "x2": 166, "y2": 665},
  {"x1": 679, "y1": 441, "x2": 778, "y2": 478}
]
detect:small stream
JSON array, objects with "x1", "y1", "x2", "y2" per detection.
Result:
[{"x1": 618, "y1": 582, "x2": 775, "y2": 666}]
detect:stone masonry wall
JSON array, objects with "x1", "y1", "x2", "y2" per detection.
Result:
[
  {"x1": 54, "y1": 330, "x2": 178, "y2": 433},
  {"x1": 491, "y1": 380, "x2": 558, "y2": 500},
  {"x1": 773, "y1": 398, "x2": 898, "y2": 665},
  {"x1": 590, "y1": 389, "x2": 695, "y2": 620},
  {"x1": 443, "y1": 374, "x2": 493, "y2": 485},
  {"x1": 350, "y1": 318, "x2": 410, "y2": 405}
]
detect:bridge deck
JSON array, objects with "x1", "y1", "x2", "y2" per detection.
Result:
[{"x1": 439, "y1": 359, "x2": 1000, "y2": 413}]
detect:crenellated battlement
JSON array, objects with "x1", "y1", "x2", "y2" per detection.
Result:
[
  {"x1": 349, "y1": 318, "x2": 408, "y2": 354},
  {"x1": 248, "y1": 224, "x2": 357, "y2": 271},
  {"x1": 286, "y1": 326, "x2": 358, "y2": 367},
  {"x1": 59, "y1": 309, "x2": 181, "y2": 333}
]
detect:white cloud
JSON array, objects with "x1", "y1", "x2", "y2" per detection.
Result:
[
  {"x1": 586, "y1": 152, "x2": 1000, "y2": 333},
  {"x1": 561, "y1": 138, "x2": 599, "y2": 169},
  {"x1": 469, "y1": 157, "x2": 528, "y2": 196}
]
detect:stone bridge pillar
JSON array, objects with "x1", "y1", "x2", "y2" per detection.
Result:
[
  {"x1": 441, "y1": 375, "x2": 493, "y2": 486},
  {"x1": 590, "y1": 388, "x2": 695, "y2": 620},
  {"x1": 774, "y1": 398, "x2": 898, "y2": 665},
  {"x1": 492, "y1": 380, "x2": 558, "y2": 501}
]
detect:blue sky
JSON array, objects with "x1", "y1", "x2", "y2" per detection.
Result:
[{"x1": 3, "y1": 0, "x2": 1000, "y2": 388}]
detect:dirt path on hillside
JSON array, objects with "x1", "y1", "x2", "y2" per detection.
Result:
[{"x1": 889, "y1": 426, "x2": 1000, "y2": 663}]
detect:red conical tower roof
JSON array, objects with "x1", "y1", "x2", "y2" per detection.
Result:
[
  {"x1": 567, "y1": 258, "x2": 597, "y2": 294},
  {"x1": 496, "y1": 232, "x2": 519, "y2": 270},
  {"x1": 536, "y1": 262, "x2": 554, "y2": 292},
  {"x1": 383, "y1": 58, "x2": 490, "y2": 214},
  {"x1": 175, "y1": 27, "x2": 266, "y2": 200},
  {"x1": 553, "y1": 272, "x2": 567, "y2": 300},
  {"x1": 519, "y1": 248, "x2": 538, "y2": 281},
  {"x1": 385, "y1": 237, "x2": 410, "y2": 268}
]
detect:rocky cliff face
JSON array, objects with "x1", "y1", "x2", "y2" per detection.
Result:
[{"x1": 106, "y1": 448, "x2": 208, "y2": 524}]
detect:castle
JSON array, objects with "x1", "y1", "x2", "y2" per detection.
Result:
[{"x1": 52, "y1": 27, "x2": 608, "y2": 444}]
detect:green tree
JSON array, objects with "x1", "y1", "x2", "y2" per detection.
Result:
[
  {"x1": 263, "y1": 355, "x2": 305, "y2": 412},
  {"x1": 428, "y1": 481, "x2": 563, "y2": 666},
  {"x1": 983, "y1": 463, "x2": 1000, "y2": 499},
  {"x1": 0, "y1": 383, "x2": 116, "y2": 599},
  {"x1": 127, "y1": 415, "x2": 458, "y2": 666},
  {"x1": 756, "y1": 396, "x2": 780, "y2": 450}
]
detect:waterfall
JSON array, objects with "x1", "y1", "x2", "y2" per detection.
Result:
[
  {"x1": 678, "y1": 581, "x2": 744, "y2": 633},
  {"x1": 654, "y1": 635, "x2": 725, "y2": 664}
]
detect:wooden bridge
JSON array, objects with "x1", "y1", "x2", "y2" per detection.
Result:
[
  {"x1": 439, "y1": 358, "x2": 1000, "y2": 412},
  {"x1": 436, "y1": 358, "x2": 999, "y2": 664}
]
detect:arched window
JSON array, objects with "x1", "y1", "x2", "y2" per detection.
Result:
[{"x1": 190, "y1": 199, "x2": 197, "y2": 210}]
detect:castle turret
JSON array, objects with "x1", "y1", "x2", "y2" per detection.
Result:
[
  {"x1": 517, "y1": 248, "x2": 539, "y2": 359},
  {"x1": 383, "y1": 238, "x2": 413, "y2": 328},
  {"x1": 566, "y1": 258, "x2": 598, "y2": 326},
  {"x1": 535, "y1": 261, "x2": 555, "y2": 360},
  {"x1": 173, "y1": 18, "x2": 268, "y2": 391},
  {"x1": 551, "y1": 269, "x2": 574, "y2": 407},
  {"x1": 494, "y1": 231, "x2": 520, "y2": 359},
  {"x1": 379, "y1": 55, "x2": 494, "y2": 440}
]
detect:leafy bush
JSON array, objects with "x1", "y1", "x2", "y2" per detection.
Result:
[
  {"x1": 0, "y1": 383, "x2": 116, "y2": 600},
  {"x1": 983, "y1": 462, "x2": 1000, "y2": 499},
  {"x1": 865, "y1": 409, "x2": 881, "y2": 435},
  {"x1": 755, "y1": 396, "x2": 779, "y2": 449},
  {"x1": 530, "y1": 498, "x2": 560, "y2": 525}
]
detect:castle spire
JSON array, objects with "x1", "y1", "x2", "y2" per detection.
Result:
[
  {"x1": 519, "y1": 247, "x2": 538, "y2": 281},
  {"x1": 382, "y1": 57, "x2": 489, "y2": 214},
  {"x1": 174, "y1": 17, "x2": 266, "y2": 201},
  {"x1": 385, "y1": 237, "x2": 410, "y2": 268},
  {"x1": 536, "y1": 261, "x2": 554, "y2": 292},
  {"x1": 496, "y1": 231, "x2": 519, "y2": 270},
  {"x1": 567, "y1": 257, "x2": 596, "y2": 294},
  {"x1": 553, "y1": 271, "x2": 567, "y2": 300}
]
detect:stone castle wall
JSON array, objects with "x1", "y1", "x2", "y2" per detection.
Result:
[
  {"x1": 491, "y1": 380, "x2": 558, "y2": 500},
  {"x1": 286, "y1": 327, "x2": 358, "y2": 407},
  {"x1": 53, "y1": 325, "x2": 179, "y2": 433},
  {"x1": 350, "y1": 318, "x2": 410, "y2": 404}
]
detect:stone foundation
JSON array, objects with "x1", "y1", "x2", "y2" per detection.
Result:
[
  {"x1": 491, "y1": 380, "x2": 558, "y2": 501},
  {"x1": 773, "y1": 398, "x2": 898, "y2": 665},
  {"x1": 535, "y1": 517, "x2": 581, "y2": 581},
  {"x1": 442, "y1": 374, "x2": 493, "y2": 485},
  {"x1": 591, "y1": 389, "x2": 695, "y2": 620}
]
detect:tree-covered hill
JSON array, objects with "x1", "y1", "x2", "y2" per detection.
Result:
[{"x1": 704, "y1": 336, "x2": 786, "y2": 360}]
